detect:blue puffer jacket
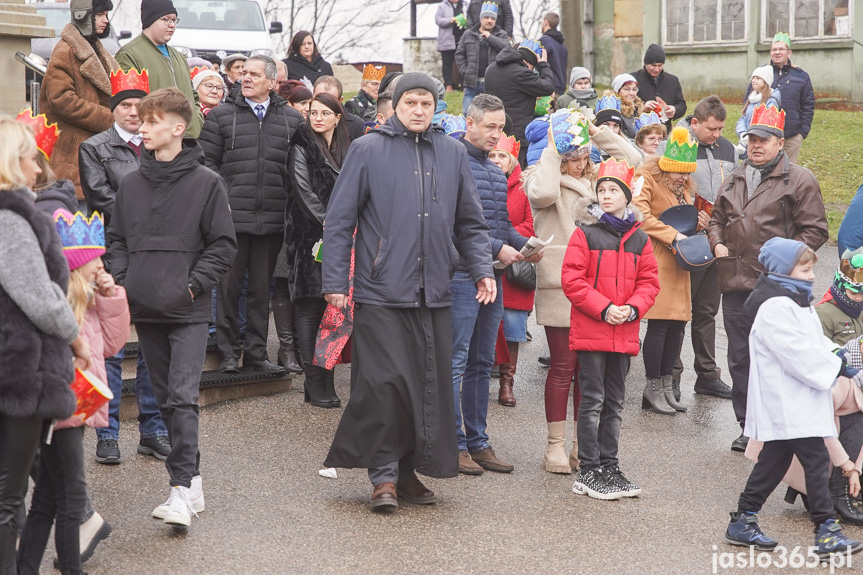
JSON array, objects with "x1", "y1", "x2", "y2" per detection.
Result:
[
  {"x1": 838, "y1": 183, "x2": 863, "y2": 258},
  {"x1": 525, "y1": 116, "x2": 550, "y2": 166},
  {"x1": 771, "y1": 61, "x2": 814, "y2": 139},
  {"x1": 458, "y1": 137, "x2": 528, "y2": 275}
]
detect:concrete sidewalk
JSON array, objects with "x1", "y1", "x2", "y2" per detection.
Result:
[{"x1": 59, "y1": 247, "x2": 856, "y2": 575}]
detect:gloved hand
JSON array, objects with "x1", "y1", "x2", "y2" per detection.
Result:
[
  {"x1": 852, "y1": 371, "x2": 863, "y2": 390},
  {"x1": 835, "y1": 349, "x2": 859, "y2": 378}
]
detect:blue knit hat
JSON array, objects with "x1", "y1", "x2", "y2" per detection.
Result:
[{"x1": 758, "y1": 237, "x2": 808, "y2": 275}]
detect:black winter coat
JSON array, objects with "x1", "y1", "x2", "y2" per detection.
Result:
[
  {"x1": 344, "y1": 90, "x2": 376, "y2": 123},
  {"x1": 540, "y1": 29, "x2": 568, "y2": 94},
  {"x1": 630, "y1": 67, "x2": 687, "y2": 129},
  {"x1": 108, "y1": 140, "x2": 238, "y2": 323},
  {"x1": 35, "y1": 179, "x2": 77, "y2": 216},
  {"x1": 0, "y1": 189, "x2": 75, "y2": 420},
  {"x1": 284, "y1": 53, "x2": 334, "y2": 85},
  {"x1": 199, "y1": 89, "x2": 304, "y2": 235},
  {"x1": 79, "y1": 126, "x2": 140, "y2": 228},
  {"x1": 285, "y1": 124, "x2": 340, "y2": 301},
  {"x1": 484, "y1": 46, "x2": 556, "y2": 142},
  {"x1": 465, "y1": 0, "x2": 513, "y2": 36},
  {"x1": 454, "y1": 25, "x2": 510, "y2": 89},
  {"x1": 322, "y1": 114, "x2": 493, "y2": 307}
]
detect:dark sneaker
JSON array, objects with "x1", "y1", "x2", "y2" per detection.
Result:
[
  {"x1": 725, "y1": 511, "x2": 778, "y2": 551},
  {"x1": 572, "y1": 468, "x2": 623, "y2": 500},
  {"x1": 815, "y1": 518, "x2": 863, "y2": 559},
  {"x1": 95, "y1": 439, "x2": 120, "y2": 465},
  {"x1": 604, "y1": 466, "x2": 641, "y2": 497},
  {"x1": 538, "y1": 355, "x2": 551, "y2": 367},
  {"x1": 731, "y1": 434, "x2": 749, "y2": 453},
  {"x1": 138, "y1": 436, "x2": 171, "y2": 460},
  {"x1": 694, "y1": 377, "x2": 732, "y2": 399}
]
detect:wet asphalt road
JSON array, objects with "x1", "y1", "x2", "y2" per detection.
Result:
[{"x1": 46, "y1": 246, "x2": 860, "y2": 575}]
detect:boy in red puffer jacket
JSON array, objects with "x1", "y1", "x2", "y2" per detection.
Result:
[{"x1": 562, "y1": 158, "x2": 659, "y2": 501}]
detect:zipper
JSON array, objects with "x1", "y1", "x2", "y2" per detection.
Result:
[
  {"x1": 255, "y1": 107, "x2": 265, "y2": 233},
  {"x1": 780, "y1": 199, "x2": 788, "y2": 237},
  {"x1": 593, "y1": 250, "x2": 603, "y2": 289},
  {"x1": 415, "y1": 134, "x2": 425, "y2": 293}
]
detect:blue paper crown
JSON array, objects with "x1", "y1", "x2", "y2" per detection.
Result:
[
  {"x1": 550, "y1": 109, "x2": 589, "y2": 157},
  {"x1": 518, "y1": 38, "x2": 543, "y2": 57},
  {"x1": 634, "y1": 111, "x2": 662, "y2": 132},
  {"x1": 441, "y1": 114, "x2": 466, "y2": 139},
  {"x1": 480, "y1": 2, "x2": 499, "y2": 17},
  {"x1": 53, "y1": 210, "x2": 105, "y2": 251},
  {"x1": 595, "y1": 94, "x2": 621, "y2": 113}
]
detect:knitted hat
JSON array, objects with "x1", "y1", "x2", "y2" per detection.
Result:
[
  {"x1": 658, "y1": 127, "x2": 697, "y2": 173},
  {"x1": 141, "y1": 0, "x2": 176, "y2": 30},
  {"x1": 596, "y1": 158, "x2": 635, "y2": 202},
  {"x1": 611, "y1": 73, "x2": 637, "y2": 94},
  {"x1": 643, "y1": 43, "x2": 666, "y2": 65},
  {"x1": 53, "y1": 210, "x2": 106, "y2": 271},
  {"x1": 758, "y1": 237, "x2": 807, "y2": 275},
  {"x1": 751, "y1": 65, "x2": 773, "y2": 87},
  {"x1": 379, "y1": 72, "x2": 403, "y2": 94},
  {"x1": 479, "y1": 1, "x2": 499, "y2": 19},
  {"x1": 392, "y1": 72, "x2": 438, "y2": 107},
  {"x1": 110, "y1": 68, "x2": 150, "y2": 110},
  {"x1": 569, "y1": 67, "x2": 591, "y2": 87},
  {"x1": 191, "y1": 67, "x2": 224, "y2": 91}
]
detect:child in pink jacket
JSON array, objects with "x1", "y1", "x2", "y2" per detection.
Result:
[{"x1": 17, "y1": 210, "x2": 129, "y2": 574}]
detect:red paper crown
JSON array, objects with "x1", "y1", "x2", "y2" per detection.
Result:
[
  {"x1": 750, "y1": 103, "x2": 786, "y2": 132},
  {"x1": 190, "y1": 66, "x2": 210, "y2": 82},
  {"x1": 494, "y1": 133, "x2": 520, "y2": 159},
  {"x1": 596, "y1": 157, "x2": 635, "y2": 191},
  {"x1": 15, "y1": 109, "x2": 60, "y2": 160},
  {"x1": 110, "y1": 68, "x2": 150, "y2": 97},
  {"x1": 362, "y1": 64, "x2": 386, "y2": 82}
]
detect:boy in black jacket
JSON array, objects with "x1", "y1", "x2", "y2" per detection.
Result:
[{"x1": 108, "y1": 88, "x2": 237, "y2": 529}]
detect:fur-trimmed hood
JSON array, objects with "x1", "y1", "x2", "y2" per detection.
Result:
[
  {"x1": 60, "y1": 23, "x2": 117, "y2": 96},
  {"x1": 572, "y1": 196, "x2": 645, "y2": 227}
]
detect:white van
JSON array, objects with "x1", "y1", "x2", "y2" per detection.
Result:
[{"x1": 168, "y1": 0, "x2": 282, "y2": 61}]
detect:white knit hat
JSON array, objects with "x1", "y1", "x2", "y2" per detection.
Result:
[
  {"x1": 751, "y1": 65, "x2": 773, "y2": 87},
  {"x1": 611, "y1": 73, "x2": 637, "y2": 94},
  {"x1": 192, "y1": 69, "x2": 224, "y2": 91}
]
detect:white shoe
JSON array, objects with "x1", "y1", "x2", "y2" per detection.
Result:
[
  {"x1": 162, "y1": 486, "x2": 197, "y2": 527},
  {"x1": 80, "y1": 511, "x2": 112, "y2": 562},
  {"x1": 152, "y1": 476, "x2": 205, "y2": 521}
]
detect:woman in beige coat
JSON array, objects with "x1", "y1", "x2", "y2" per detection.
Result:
[
  {"x1": 631, "y1": 127, "x2": 702, "y2": 416},
  {"x1": 524, "y1": 111, "x2": 642, "y2": 474}
]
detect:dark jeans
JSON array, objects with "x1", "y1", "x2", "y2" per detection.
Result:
[
  {"x1": 18, "y1": 427, "x2": 86, "y2": 575},
  {"x1": 544, "y1": 326, "x2": 581, "y2": 422},
  {"x1": 99, "y1": 348, "x2": 168, "y2": 441},
  {"x1": 294, "y1": 297, "x2": 333, "y2": 388},
  {"x1": 673, "y1": 262, "x2": 721, "y2": 380},
  {"x1": 738, "y1": 437, "x2": 833, "y2": 526},
  {"x1": 576, "y1": 351, "x2": 630, "y2": 471},
  {"x1": 136, "y1": 322, "x2": 208, "y2": 488},
  {"x1": 0, "y1": 414, "x2": 42, "y2": 575},
  {"x1": 217, "y1": 233, "x2": 281, "y2": 362},
  {"x1": 722, "y1": 291, "x2": 754, "y2": 427},
  {"x1": 643, "y1": 319, "x2": 687, "y2": 379},
  {"x1": 834, "y1": 412, "x2": 863, "y2": 482},
  {"x1": 440, "y1": 49, "x2": 456, "y2": 87}
]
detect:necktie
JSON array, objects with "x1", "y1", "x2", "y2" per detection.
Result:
[
  {"x1": 255, "y1": 104, "x2": 264, "y2": 121},
  {"x1": 128, "y1": 140, "x2": 141, "y2": 156}
]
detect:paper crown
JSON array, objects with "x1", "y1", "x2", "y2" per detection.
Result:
[
  {"x1": 110, "y1": 68, "x2": 150, "y2": 97},
  {"x1": 494, "y1": 133, "x2": 520, "y2": 159},
  {"x1": 518, "y1": 38, "x2": 543, "y2": 57},
  {"x1": 441, "y1": 114, "x2": 466, "y2": 139},
  {"x1": 595, "y1": 94, "x2": 621, "y2": 113},
  {"x1": 534, "y1": 95, "x2": 553, "y2": 116},
  {"x1": 550, "y1": 109, "x2": 589, "y2": 158},
  {"x1": 634, "y1": 110, "x2": 663, "y2": 133},
  {"x1": 839, "y1": 251, "x2": 863, "y2": 286},
  {"x1": 362, "y1": 64, "x2": 386, "y2": 82},
  {"x1": 53, "y1": 210, "x2": 106, "y2": 270},
  {"x1": 15, "y1": 109, "x2": 60, "y2": 161},
  {"x1": 596, "y1": 158, "x2": 635, "y2": 193},
  {"x1": 480, "y1": 1, "x2": 499, "y2": 17},
  {"x1": 190, "y1": 66, "x2": 211, "y2": 83},
  {"x1": 658, "y1": 126, "x2": 697, "y2": 173},
  {"x1": 749, "y1": 103, "x2": 786, "y2": 136},
  {"x1": 773, "y1": 31, "x2": 791, "y2": 48}
]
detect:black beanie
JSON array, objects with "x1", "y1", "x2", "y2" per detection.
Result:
[
  {"x1": 595, "y1": 108, "x2": 623, "y2": 127},
  {"x1": 392, "y1": 72, "x2": 439, "y2": 108},
  {"x1": 644, "y1": 43, "x2": 665, "y2": 65},
  {"x1": 596, "y1": 176, "x2": 632, "y2": 203},
  {"x1": 141, "y1": 0, "x2": 177, "y2": 29},
  {"x1": 518, "y1": 47, "x2": 538, "y2": 67}
]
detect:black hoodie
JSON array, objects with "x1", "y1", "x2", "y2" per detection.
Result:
[
  {"x1": 34, "y1": 179, "x2": 78, "y2": 216},
  {"x1": 744, "y1": 273, "x2": 811, "y2": 321},
  {"x1": 540, "y1": 28, "x2": 568, "y2": 94},
  {"x1": 108, "y1": 139, "x2": 237, "y2": 323}
]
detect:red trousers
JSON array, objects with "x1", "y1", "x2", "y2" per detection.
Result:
[{"x1": 544, "y1": 326, "x2": 581, "y2": 422}]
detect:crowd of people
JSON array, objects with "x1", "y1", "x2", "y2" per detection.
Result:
[{"x1": 1, "y1": 0, "x2": 862, "y2": 571}]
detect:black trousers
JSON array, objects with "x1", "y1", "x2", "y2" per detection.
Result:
[
  {"x1": 0, "y1": 414, "x2": 42, "y2": 575},
  {"x1": 18, "y1": 427, "x2": 86, "y2": 575},
  {"x1": 440, "y1": 50, "x2": 456, "y2": 87},
  {"x1": 738, "y1": 437, "x2": 833, "y2": 526},
  {"x1": 673, "y1": 262, "x2": 722, "y2": 380},
  {"x1": 576, "y1": 351, "x2": 630, "y2": 471},
  {"x1": 643, "y1": 319, "x2": 687, "y2": 379},
  {"x1": 722, "y1": 291, "x2": 754, "y2": 427},
  {"x1": 217, "y1": 232, "x2": 282, "y2": 362},
  {"x1": 137, "y1": 322, "x2": 208, "y2": 488},
  {"x1": 294, "y1": 297, "x2": 333, "y2": 387}
]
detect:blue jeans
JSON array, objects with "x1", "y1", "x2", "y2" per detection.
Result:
[
  {"x1": 451, "y1": 272, "x2": 503, "y2": 452},
  {"x1": 98, "y1": 346, "x2": 168, "y2": 441},
  {"x1": 462, "y1": 81, "x2": 484, "y2": 115}
]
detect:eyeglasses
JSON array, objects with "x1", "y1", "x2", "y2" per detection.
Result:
[
  {"x1": 309, "y1": 110, "x2": 334, "y2": 118},
  {"x1": 771, "y1": 47, "x2": 789, "y2": 53},
  {"x1": 202, "y1": 83, "x2": 224, "y2": 93},
  {"x1": 160, "y1": 16, "x2": 180, "y2": 26}
]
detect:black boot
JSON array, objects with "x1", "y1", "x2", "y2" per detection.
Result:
[
  {"x1": 322, "y1": 368, "x2": 340, "y2": 408},
  {"x1": 304, "y1": 365, "x2": 334, "y2": 408},
  {"x1": 831, "y1": 475, "x2": 863, "y2": 526},
  {"x1": 784, "y1": 486, "x2": 810, "y2": 511},
  {"x1": 272, "y1": 297, "x2": 303, "y2": 374}
]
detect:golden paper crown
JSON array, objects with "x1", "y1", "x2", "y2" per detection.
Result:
[
  {"x1": 596, "y1": 157, "x2": 635, "y2": 192},
  {"x1": 15, "y1": 109, "x2": 60, "y2": 160},
  {"x1": 362, "y1": 64, "x2": 386, "y2": 82},
  {"x1": 494, "y1": 133, "x2": 520, "y2": 159},
  {"x1": 110, "y1": 68, "x2": 150, "y2": 97}
]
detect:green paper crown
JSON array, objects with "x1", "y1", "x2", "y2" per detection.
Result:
[
  {"x1": 658, "y1": 126, "x2": 697, "y2": 173},
  {"x1": 773, "y1": 31, "x2": 791, "y2": 47}
]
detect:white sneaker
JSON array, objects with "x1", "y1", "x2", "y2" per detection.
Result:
[
  {"x1": 152, "y1": 476, "x2": 205, "y2": 520},
  {"x1": 162, "y1": 486, "x2": 197, "y2": 527}
]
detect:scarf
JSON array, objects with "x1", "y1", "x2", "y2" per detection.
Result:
[
  {"x1": 748, "y1": 90, "x2": 762, "y2": 104},
  {"x1": 571, "y1": 88, "x2": 595, "y2": 101},
  {"x1": 767, "y1": 273, "x2": 813, "y2": 303},
  {"x1": 745, "y1": 150, "x2": 785, "y2": 199},
  {"x1": 589, "y1": 203, "x2": 635, "y2": 235},
  {"x1": 831, "y1": 284, "x2": 863, "y2": 318}
]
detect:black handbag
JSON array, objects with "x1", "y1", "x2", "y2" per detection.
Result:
[
  {"x1": 658, "y1": 205, "x2": 716, "y2": 272},
  {"x1": 505, "y1": 260, "x2": 536, "y2": 290}
]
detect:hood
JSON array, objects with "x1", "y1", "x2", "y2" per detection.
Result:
[
  {"x1": 34, "y1": 179, "x2": 77, "y2": 213},
  {"x1": 459, "y1": 136, "x2": 487, "y2": 161},
  {"x1": 542, "y1": 29, "x2": 565, "y2": 44},
  {"x1": 289, "y1": 52, "x2": 325, "y2": 69},
  {"x1": 495, "y1": 45, "x2": 526, "y2": 66},
  {"x1": 375, "y1": 114, "x2": 434, "y2": 141},
  {"x1": 139, "y1": 139, "x2": 205, "y2": 186},
  {"x1": 744, "y1": 273, "x2": 811, "y2": 319},
  {"x1": 507, "y1": 164, "x2": 522, "y2": 192}
]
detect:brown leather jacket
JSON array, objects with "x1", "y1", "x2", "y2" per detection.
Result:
[{"x1": 707, "y1": 152, "x2": 828, "y2": 293}]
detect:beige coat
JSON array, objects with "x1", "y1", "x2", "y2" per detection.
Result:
[
  {"x1": 630, "y1": 171, "x2": 691, "y2": 321},
  {"x1": 524, "y1": 125, "x2": 642, "y2": 328}
]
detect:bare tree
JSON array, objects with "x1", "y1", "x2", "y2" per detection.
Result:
[{"x1": 510, "y1": 0, "x2": 560, "y2": 40}]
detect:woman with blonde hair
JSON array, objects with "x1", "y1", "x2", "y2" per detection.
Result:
[
  {"x1": 0, "y1": 116, "x2": 90, "y2": 572},
  {"x1": 524, "y1": 109, "x2": 642, "y2": 474}
]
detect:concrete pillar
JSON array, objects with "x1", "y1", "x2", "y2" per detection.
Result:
[
  {"x1": 0, "y1": 0, "x2": 53, "y2": 115},
  {"x1": 560, "y1": 0, "x2": 582, "y2": 71},
  {"x1": 402, "y1": 37, "x2": 442, "y2": 81}
]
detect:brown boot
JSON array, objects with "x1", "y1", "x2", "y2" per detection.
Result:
[
  {"x1": 542, "y1": 421, "x2": 571, "y2": 474},
  {"x1": 470, "y1": 446, "x2": 514, "y2": 473},
  {"x1": 498, "y1": 341, "x2": 519, "y2": 407},
  {"x1": 396, "y1": 475, "x2": 437, "y2": 505},
  {"x1": 458, "y1": 450, "x2": 484, "y2": 475},
  {"x1": 370, "y1": 482, "x2": 398, "y2": 513}
]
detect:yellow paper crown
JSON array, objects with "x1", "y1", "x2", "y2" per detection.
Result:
[{"x1": 362, "y1": 64, "x2": 386, "y2": 82}]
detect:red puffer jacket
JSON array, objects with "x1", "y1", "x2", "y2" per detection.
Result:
[
  {"x1": 502, "y1": 165, "x2": 536, "y2": 311},
  {"x1": 561, "y1": 204, "x2": 660, "y2": 355}
]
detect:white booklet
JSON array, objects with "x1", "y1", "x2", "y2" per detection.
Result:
[{"x1": 493, "y1": 235, "x2": 553, "y2": 269}]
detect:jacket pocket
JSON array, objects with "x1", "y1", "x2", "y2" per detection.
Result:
[
  {"x1": 124, "y1": 236, "x2": 200, "y2": 319},
  {"x1": 370, "y1": 239, "x2": 389, "y2": 282}
]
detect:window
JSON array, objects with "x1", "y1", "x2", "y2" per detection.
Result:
[
  {"x1": 664, "y1": 0, "x2": 748, "y2": 45},
  {"x1": 763, "y1": 0, "x2": 852, "y2": 41}
]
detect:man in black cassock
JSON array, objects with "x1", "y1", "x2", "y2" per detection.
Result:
[{"x1": 321, "y1": 72, "x2": 495, "y2": 513}]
